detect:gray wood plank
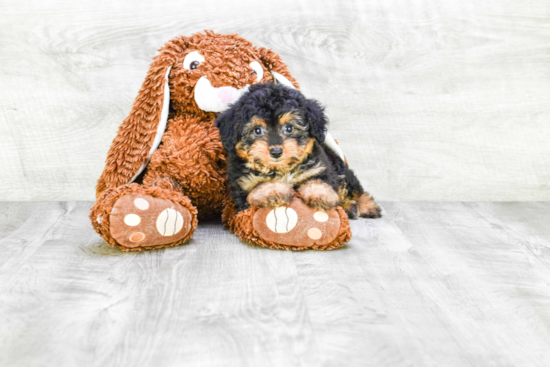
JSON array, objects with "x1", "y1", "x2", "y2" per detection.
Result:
[
  {"x1": 2, "y1": 201, "x2": 550, "y2": 366},
  {"x1": 466, "y1": 202, "x2": 550, "y2": 269},
  {"x1": 1, "y1": 0, "x2": 550, "y2": 201},
  {"x1": 292, "y1": 212, "x2": 427, "y2": 366},
  {"x1": 0, "y1": 202, "x2": 315, "y2": 367},
  {"x1": 383, "y1": 202, "x2": 550, "y2": 367}
]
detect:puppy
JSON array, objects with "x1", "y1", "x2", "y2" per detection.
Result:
[{"x1": 215, "y1": 83, "x2": 381, "y2": 219}]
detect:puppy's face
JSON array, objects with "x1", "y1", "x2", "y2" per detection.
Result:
[
  {"x1": 235, "y1": 111, "x2": 314, "y2": 173},
  {"x1": 216, "y1": 83, "x2": 329, "y2": 174}
]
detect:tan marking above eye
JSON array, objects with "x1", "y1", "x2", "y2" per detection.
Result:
[
  {"x1": 251, "y1": 116, "x2": 266, "y2": 127},
  {"x1": 279, "y1": 111, "x2": 299, "y2": 125}
]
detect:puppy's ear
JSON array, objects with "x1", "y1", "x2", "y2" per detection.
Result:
[
  {"x1": 215, "y1": 108, "x2": 241, "y2": 153},
  {"x1": 258, "y1": 47, "x2": 300, "y2": 89},
  {"x1": 305, "y1": 98, "x2": 328, "y2": 142}
]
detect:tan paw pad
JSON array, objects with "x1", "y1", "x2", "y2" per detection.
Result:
[
  {"x1": 313, "y1": 211, "x2": 329, "y2": 222},
  {"x1": 129, "y1": 232, "x2": 145, "y2": 243},
  {"x1": 265, "y1": 207, "x2": 298, "y2": 233},
  {"x1": 253, "y1": 197, "x2": 341, "y2": 248},
  {"x1": 124, "y1": 214, "x2": 141, "y2": 226},
  {"x1": 110, "y1": 194, "x2": 192, "y2": 249},
  {"x1": 307, "y1": 228, "x2": 323, "y2": 240},
  {"x1": 134, "y1": 198, "x2": 150, "y2": 210},
  {"x1": 156, "y1": 208, "x2": 184, "y2": 236}
]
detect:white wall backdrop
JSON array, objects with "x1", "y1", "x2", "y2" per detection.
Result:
[{"x1": 1, "y1": 0, "x2": 549, "y2": 201}]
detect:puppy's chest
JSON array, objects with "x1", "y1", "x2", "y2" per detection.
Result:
[{"x1": 238, "y1": 160, "x2": 326, "y2": 192}]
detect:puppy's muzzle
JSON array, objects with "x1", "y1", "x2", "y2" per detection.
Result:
[{"x1": 269, "y1": 146, "x2": 283, "y2": 159}]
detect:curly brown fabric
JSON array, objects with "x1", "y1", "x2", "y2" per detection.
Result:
[{"x1": 142, "y1": 114, "x2": 228, "y2": 219}]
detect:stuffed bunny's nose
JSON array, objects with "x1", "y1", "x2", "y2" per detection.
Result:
[{"x1": 217, "y1": 87, "x2": 239, "y2": 104}]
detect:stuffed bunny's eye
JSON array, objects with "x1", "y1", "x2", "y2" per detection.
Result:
[
  {"x1": 249, "y1": 61, "x2": 264, "y2": 83},
  {"x1": 184, "y1": 51, "x2": 205, "y2": 70}
]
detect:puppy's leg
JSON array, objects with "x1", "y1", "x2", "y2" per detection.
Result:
[
  {"x1": 341, "y1": 168, "x2": 382, "y2": 218},
  {"x1": 356, "y1": 192, "x2": 381, "y2": 218},
  {"x1": 339, "y1": 194, "x2": 359, "y2": 219},
  {"x1": 247, "y1": 181, "x2": 294, "y2": 208},
  {"x1": 298, "y1": 179, "x2": 340, "y2": 210}
]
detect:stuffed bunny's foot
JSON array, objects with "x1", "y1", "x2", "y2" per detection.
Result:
[
  {"x1": 224, "y1": 197, "x2": 352, "y2": 250},
  {"x1": 91, "y1": 182, "x2": 198, "y2": 251},
  {"x1": 253, "y1": 197, "x2": 344, "y2": 248},
  {"x1": 109, "y1": 194, "x2": 193, "y2": 249}
]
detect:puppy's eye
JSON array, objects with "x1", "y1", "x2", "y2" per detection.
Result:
[
  {"x1": 283, "y1": 125, "x2": 294, "y2": 134},
  {"x1": 190, "y1": 61, "x2": 199, "y2": 70},
  {"x1": 254, "y1": 127, "x2": 264, "y2": 135}
]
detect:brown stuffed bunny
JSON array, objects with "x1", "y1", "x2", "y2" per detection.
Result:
[{"x1": 90, "y1": 30, "x2": 369, "y2": 251}]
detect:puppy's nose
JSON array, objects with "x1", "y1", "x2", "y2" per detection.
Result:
[{"x1": 270, "y1": 147, "x2": 283, "y2": 158}]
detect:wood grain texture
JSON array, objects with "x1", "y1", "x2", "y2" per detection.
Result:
[
  {"x1": 2, "y1": 201, "x2": 550, "y2": 366},
  {"x1": 0, "y1": 0, "x2": 549, "y2": 201}
]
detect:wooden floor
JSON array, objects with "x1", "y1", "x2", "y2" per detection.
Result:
[{"x1": 1, "y1": 201, "x2": 550, "y2": 366}]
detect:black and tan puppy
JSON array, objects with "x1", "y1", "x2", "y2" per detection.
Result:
[{"x1": 215, "y1": 83, "x2": 381, "y2": 219}]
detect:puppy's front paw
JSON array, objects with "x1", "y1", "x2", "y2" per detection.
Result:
[
  {"x1": 247, "y1": 181, "x2": 294, "y2": 208},
  {"x1": 298, "y1": 180, "x2": 340, "y2": 210}
]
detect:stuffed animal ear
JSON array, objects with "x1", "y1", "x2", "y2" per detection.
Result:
[
  {"x1": 96, "y1": 56, "x2": 173, "y2": 196},
  {"x1": 258, "y1": 47, "x2": 300, "y2": 90}
]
